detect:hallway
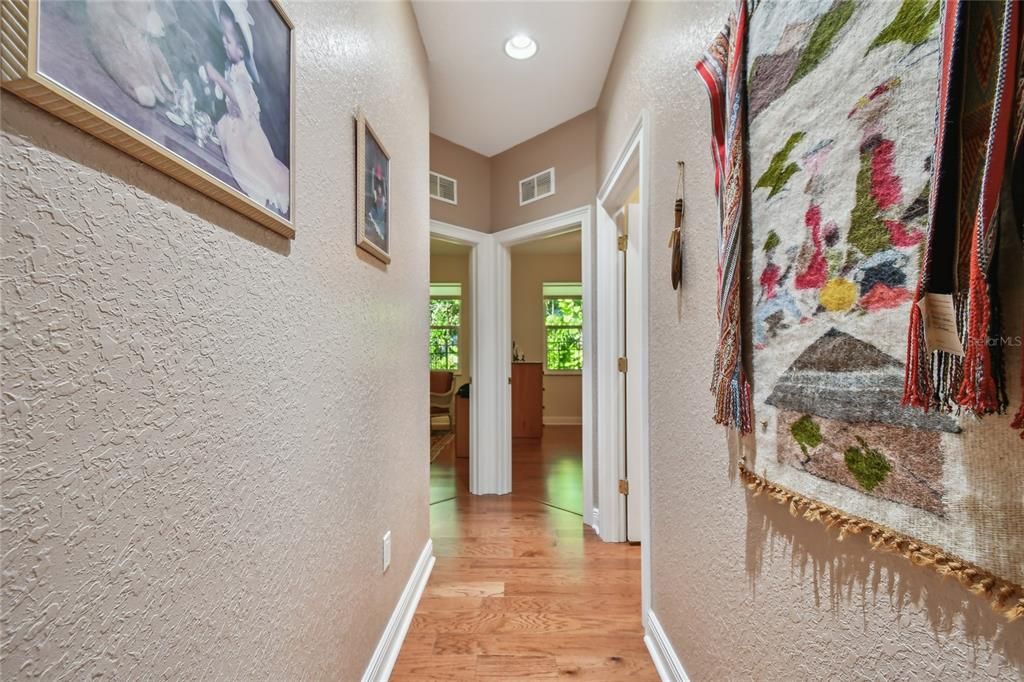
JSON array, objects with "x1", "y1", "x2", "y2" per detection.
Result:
[
  {"x1": 396, "y1": 428, "x2": 655, "y2": 679},
  {"x1": 5, "y1": 1, "x2": 1024, "y2": 679}
]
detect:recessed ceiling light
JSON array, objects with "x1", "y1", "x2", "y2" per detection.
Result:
[{"x1": 504, "y1": 34, "x2": 538, "y2": 60}]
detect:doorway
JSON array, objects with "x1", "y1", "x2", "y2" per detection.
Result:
[
  {"x1": 491, "y1": 206, "x2": 596, "y2": 526},
  {"x1": 595, "y1": 112, "x2": 651, "y2": 617},
  {"x1": 508, "y1": 231, "x2": 584, "y2": 515},
  {"x1": 428, "y1": 220, "x2": 489, "y2": 497},
  {"x1": 430, "y1": 207, "x2": 598, "y2": 529},
  {"x1": 428, "y1": 236, "x2": 473, "y2": 504}
]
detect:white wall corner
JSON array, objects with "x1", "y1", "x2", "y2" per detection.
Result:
[
  {"x1": 362, "y1": 539, "x2": 435, "y2": 682},
  {"x1": 644, "y1": 610, "x2": 689, "y2": 682},
  {"x1": 587, "y1": 507, "x2": 600, "y2": 534}
]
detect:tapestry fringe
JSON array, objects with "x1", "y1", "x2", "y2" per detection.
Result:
[
  {"x1": 738, "y1": 463, "x2": 1024, "y2": 621},
  {"x1": 712, "y1": 365, "x2": 753, "y2": 433},
  {"x1": 956, "y1": 257, "x2": 1000, "y2": 414},
  {"x1": 902, "y1": 304, "x2": 932, "y2": 410}
]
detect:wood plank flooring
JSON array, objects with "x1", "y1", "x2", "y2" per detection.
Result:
[{"x1": 396, "y1": 427, "x2": 657, "y2": 680}]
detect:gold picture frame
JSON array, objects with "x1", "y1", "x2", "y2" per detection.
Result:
[
  {"x1": 0, "y1": 0, "x2": 296, "y2": 239},
  {"x1": 355, "y1": 108, "x2": 391, "y2": 264}
]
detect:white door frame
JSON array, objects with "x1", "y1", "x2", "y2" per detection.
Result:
[
  {"x1": 429, "y1": 220, "x2": 494, "y2": 495},
  {"x1": 431, "y1": 209, "x2": 595, "y2": 512},
  {"x1": 595, "y1": 112, "x2": 651, "y2": 616},
  {"x1": 493, "y1": 206, "x2": 595, "y2": 525}
]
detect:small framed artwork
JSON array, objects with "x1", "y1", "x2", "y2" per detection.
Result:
[
  {"x1": 1, "y1": 0, "x2": 295, "y2": 239},
  {"x1": 356, "y1": 108, "x2": 391, "y2": 264}
]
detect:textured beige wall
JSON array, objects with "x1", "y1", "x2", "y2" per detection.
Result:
[
  {"x1": 430, "y1": 134, "x2": 492, "y2": 231},
  {"x1": 491, "y1": 109, "x2": 597, "y2": 231},
  {"x1": 0, "y1": 2, "x2": 431, "y2": 679},
  {"x1": 431, "y1": 112, "x2": 597, "y2": 234},
  {"x1": 430, "y1": 251, "x2": 472, "y2": 383},
  {"x1": 510, "y1": 252, "x2": 583, "y2": 422},
  {"x1": 597, "y1": 1, "x2": 1023, "y2": 679}
]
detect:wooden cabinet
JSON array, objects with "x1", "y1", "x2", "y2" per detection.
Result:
[{"x1": 511, "y1": 362, "x2": 543, "y2": 438}]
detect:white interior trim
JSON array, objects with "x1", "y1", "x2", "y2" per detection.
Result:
[
  {"x1": 475, "y1": 236, "x2": 512, "y2": 494},
  {"x1": 595, "y1": 204, "x2": 623, "y2": 542},
  {"x1": 430, "y1": 220, "x2": 486, "y2": 245},
  {"x1": 361, "y1": 540, "x2": 435, "y2": 682},
  {"x1": 429, "y1": 221, "x2": 495, "y2": 494},
  {"x1": 494, "y1": 206, "x2": 595, "y2": 520},
  {"x1": 644, "y1": 610, "x2": 690, "y2": 682},
  {"x1": 595, "y1": 111, "x2": 652, "y2": 618},
  {"x1": 579, "y1": 204, "x2": 596, "y2": 529},
  {"x1": 495, "y1": 205, "x2": 589, "y2": 245}
]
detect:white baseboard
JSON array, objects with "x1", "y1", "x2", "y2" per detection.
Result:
[
  {"x1": 362, "y1": 539, "x2": 435, "y2": 682},
  {"x1": 588, "y1": 506, "x2": 600, "y2": 535},
  {"x1": 542, "y1": 416, "x2": 583, "y2": 426},
  {"x1": 644, "y1": 610, "x2": 689, "y2": 682}
]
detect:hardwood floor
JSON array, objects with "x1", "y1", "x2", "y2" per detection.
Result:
[
  {"x1": 430, "y1": 429, "x2": 459, "y2": 505},
  {"x1": 398, "y1": 426, "x2": 657, "y2": 680},
  {"x1": 512, "y1": 427, "x2": 584, "y2": 515}
]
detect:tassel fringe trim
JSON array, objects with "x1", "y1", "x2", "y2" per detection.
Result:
[
  {"x1": 738, "y1": 463, "x2": 1024, "y2": 621},
  {"x1": 712, "y1": 366, "x2": 753, "y2": 434}
]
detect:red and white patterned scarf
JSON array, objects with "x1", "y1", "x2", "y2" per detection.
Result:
[{"x1": 696, "y1": 0, "x2": 753, "y2": 434}]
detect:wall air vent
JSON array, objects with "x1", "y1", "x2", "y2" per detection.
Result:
[
  {"x1": 519, "y1": 167, "x2": 556, "y2": 206},
  {"x1": 430, "y1": 171, "x2": 458, "y2": 204}
]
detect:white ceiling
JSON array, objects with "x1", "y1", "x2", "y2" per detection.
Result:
[{"x1": 412, "y1": 1, "x2": 630, "y2": 157}]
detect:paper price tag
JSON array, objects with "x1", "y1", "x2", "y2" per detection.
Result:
[{"x1": 917, "y1": 293, "x2": 965, "y2": 357}]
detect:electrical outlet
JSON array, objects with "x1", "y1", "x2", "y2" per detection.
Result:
[{"x1": 382, "y1": 531, "x2": 391, "y2": 574}]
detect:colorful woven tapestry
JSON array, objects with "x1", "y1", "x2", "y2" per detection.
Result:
[
  {"x1": 903, "y1": 0, "x2": 1022, "y2": 435},
  {"x1": 742, "y1": 0, "x2": 1023, "y2": 619},
  {"x1": 697, "y1": 0, "x2": 754, "y2": 434}
]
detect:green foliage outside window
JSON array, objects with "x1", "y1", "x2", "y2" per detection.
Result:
[
  {"x1": 430, "y1": 297, "x2": 460, "y2": 370},
  {"x1": 544, "y1": 297, "x2": 583, "y2": 371}
]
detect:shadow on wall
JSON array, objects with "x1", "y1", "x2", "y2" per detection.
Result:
[
  {"x1": 1, "y1": 96, "x2": 291, "y2": 256},
  {"x1": 744, "y1": 492, "x2": 1024, "y2": 672}
]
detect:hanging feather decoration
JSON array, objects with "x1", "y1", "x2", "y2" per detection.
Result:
[{"x1": 669, "y1": 161, "x2": 685, "y2": 290}]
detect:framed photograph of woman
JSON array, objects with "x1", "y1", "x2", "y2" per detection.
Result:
[
  {"x1": 1, "y1": 0, "x2": 295, "y2": 239},
  {"x1": 356, "y1": 108, "x2": 391, "y2": 264}
]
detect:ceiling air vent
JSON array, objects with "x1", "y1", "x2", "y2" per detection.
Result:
[
  {"x1": 430, "y1": 171, "x2": 458, "y2": 205},
  {"x1": 519, "y1": 167, "x2": 556, "y2": 206}
]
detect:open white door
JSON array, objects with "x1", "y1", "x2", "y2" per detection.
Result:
[
  {"x1": 595, "y1": 110, "x2": 652, "y2": 625},
  {"x1": 614, "y1": 208, "x2": 628, "y2": 537},
  {"x1": 624, "y1": 202, "x2": 643, "y2": 542}
]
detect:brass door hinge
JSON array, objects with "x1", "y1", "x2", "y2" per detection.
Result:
[
  {"x1": 618, "y1": 479, "x2": 630, "y2": 495},
  {"x1": 617, "y1": 234, "x2": 628, "y2": 251},
  {"x1": 617, "y1": 356, "x2": 628, "y2": 373}
]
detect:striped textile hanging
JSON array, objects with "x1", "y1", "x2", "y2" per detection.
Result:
[
  {"x1": 903, "y1": 0, "x2": 1022, "y2": 436},
  {"x1": 695, "y1": 0, "x2": 753, "y2": 434},
  {"x1": 1011, "y1": 18, "x2": 1024, "y2": 437}
]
